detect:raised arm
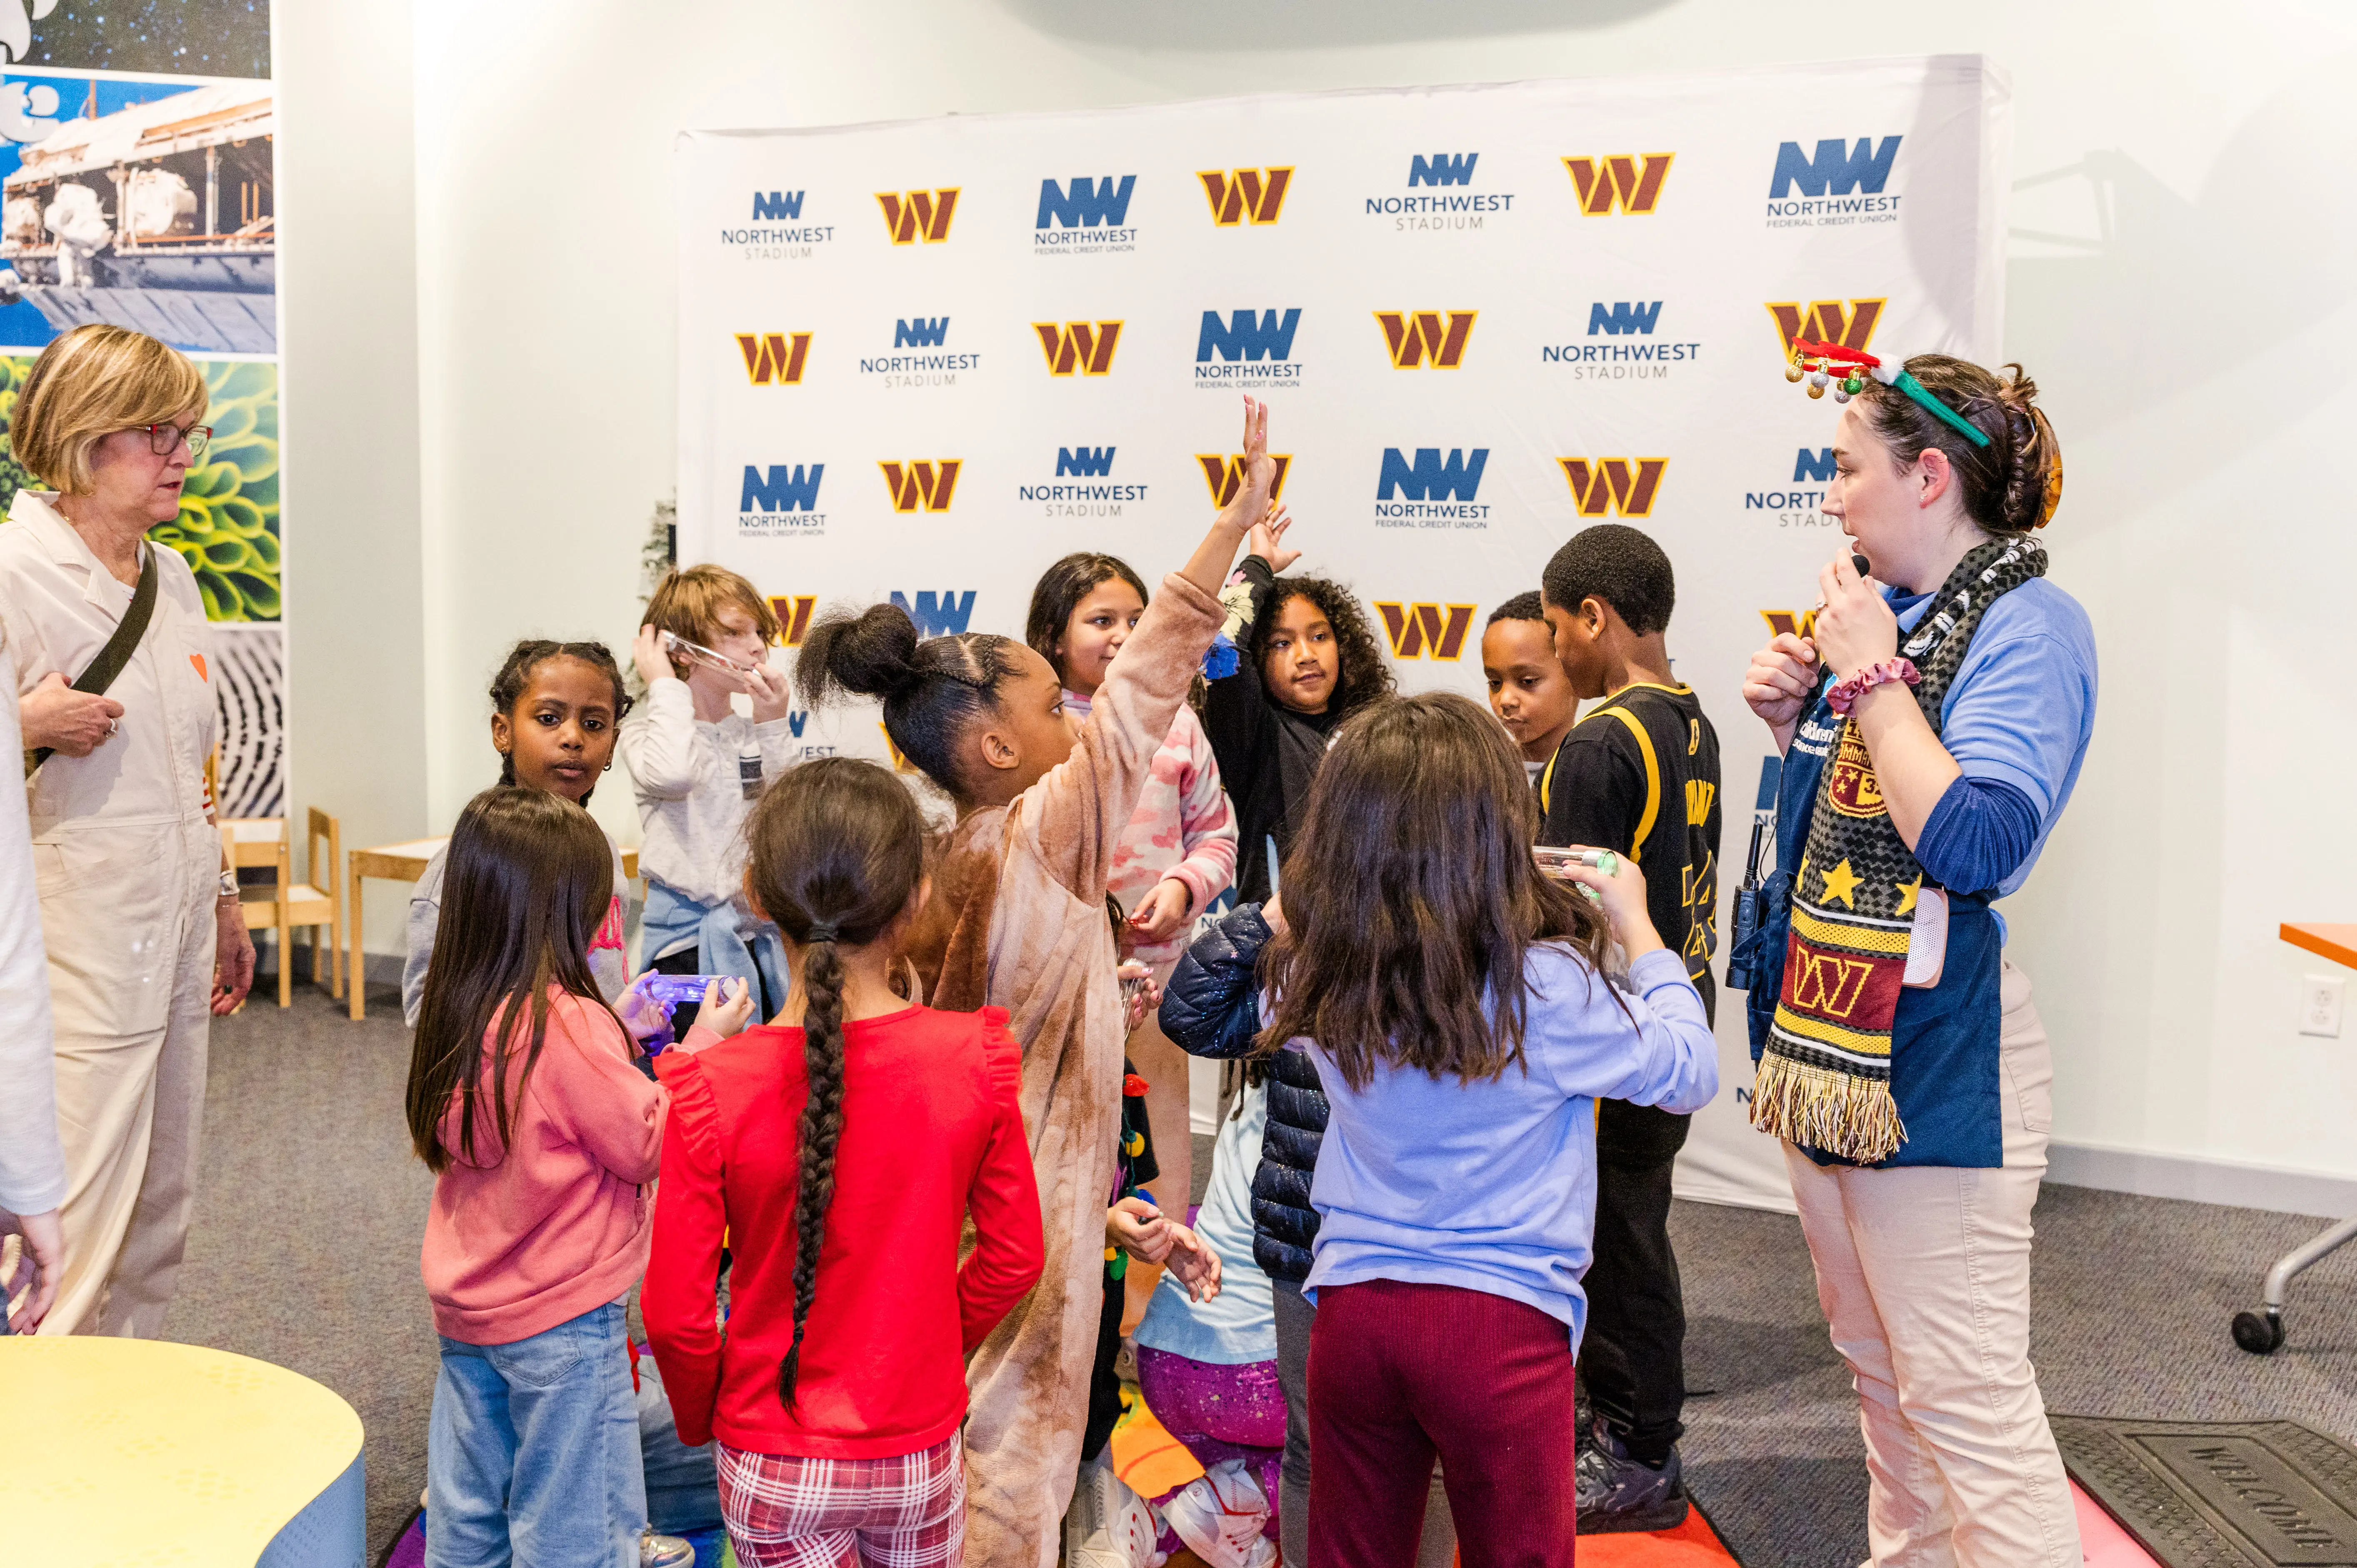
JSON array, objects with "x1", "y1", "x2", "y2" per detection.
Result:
[{"x1": 1015, "y1": 399, "x2": 1273, "y2": 898}]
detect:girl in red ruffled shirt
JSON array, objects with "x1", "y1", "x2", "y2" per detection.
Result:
[{"x1": 643, "y1": 758, "x2": 1046, "y2": 1568}]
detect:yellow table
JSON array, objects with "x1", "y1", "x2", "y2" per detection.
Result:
[
  {"x1": 0, "y1": 1336, "x2": 364, "y2": 1565},
  {"x1": 348, "y1": 838, "x2": 642, "y2": 1020}
]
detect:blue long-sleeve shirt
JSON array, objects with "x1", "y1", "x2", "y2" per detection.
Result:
[{"x1": 1301, "y1": 945, "x2": 1717, "y2": 1349}]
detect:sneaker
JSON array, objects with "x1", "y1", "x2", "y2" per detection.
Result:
[
  {"x1": 1160, "y1": 1460, "x2": 1276, "y2": 1568},
  {"x1": 1064, "y1": 1455, "x2": 1170, "y2": 1568},
  {"x1": 1575, "y1": 1423, "x2": 1689, "y2": 1535},
  {"x1": 640, "y1": 1528, "x2": 697, "y2": 1568}
]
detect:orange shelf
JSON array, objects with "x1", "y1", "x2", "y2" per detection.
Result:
[{"x1": 2281, "y1": 923, "x2": 2357, "y2": 971}]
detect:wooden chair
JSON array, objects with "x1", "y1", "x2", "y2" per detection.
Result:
[{"x1": 220, "y1": 812, "x2": 344, "y2": 1008}]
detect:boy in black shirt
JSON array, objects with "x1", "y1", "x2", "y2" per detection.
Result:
[{"x1": 1537, "y1": 524, "x2": 1721, "y2": 1534}]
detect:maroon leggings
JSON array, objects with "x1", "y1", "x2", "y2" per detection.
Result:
[{"x1": 1307, "y1": 1279, "x2": 1580, "y2": 1568}]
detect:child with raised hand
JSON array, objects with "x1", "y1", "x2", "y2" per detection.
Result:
[
  {"x1": 408, "y1": 788, "x2": 752, "y2": 1568},
  {"x1": 1480, "y1": 592, "x2": 1580, "y2": 784},
  {"x1": 793, "y1": 397, "x2": 1277, "y2": 1568},
  {"x1": 1198, "y1": 510, "x2": 1396, "y2": 904},
  {"x1": 405, "y1": 640, "x2": 637, "y2": 1027},
  {"x1": 624, "y1": 565, "x2": 802, "y2": 1018},
  {"x1": 1175, "y1": 695, "x2": 1717, "y2": 1568},
  {"x1": 1025, "y1": 551, "x2": 1238, "y2": 1251},
  {"x1": 643, "y1": 757, "x2": 1044, "y2": 1568}
]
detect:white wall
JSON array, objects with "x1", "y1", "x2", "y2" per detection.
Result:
[
  {"x1": 277, "y1": 0, "x2": 429, "y2": 977},
  {"x1": 365, "y1": 0, "x2": 2357, "y2": 1196}
]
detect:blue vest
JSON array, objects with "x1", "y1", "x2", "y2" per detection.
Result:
[{"x1": 1737, "y1": 677, "x2": 2004, "y2": 1170}]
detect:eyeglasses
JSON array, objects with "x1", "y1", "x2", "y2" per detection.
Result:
[{"x1": 141, "y1": 421, "x2": 212, "y2": 458}]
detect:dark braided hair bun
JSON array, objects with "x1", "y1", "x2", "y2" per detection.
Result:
[
  {"x1": 1857, "y1": 355, "x2": 2061, "y2": 538},
  {"x1": 795, "y1": 601, "x2": 1028, "y2": 798},
  {"x1": 741, "y1": 757, "x2": 927, "y2": 1411}
]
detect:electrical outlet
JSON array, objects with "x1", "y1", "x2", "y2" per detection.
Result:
[{"x1": 2300, "y1": 975, "x2": 2345, "y2": 1039}]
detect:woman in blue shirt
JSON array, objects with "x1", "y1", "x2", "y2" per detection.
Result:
[{"x1": 1739, "y1": 354, "x2": 2094, "y2": 1568}]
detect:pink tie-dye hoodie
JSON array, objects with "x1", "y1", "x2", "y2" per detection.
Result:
[{"x1": 1062, "y1": 689, "x2": 1238, "y2": 964}]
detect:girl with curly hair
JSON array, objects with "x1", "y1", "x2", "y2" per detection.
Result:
[{"x1": 1199, "y1": 511, "x2": 1396, "y2": 905}]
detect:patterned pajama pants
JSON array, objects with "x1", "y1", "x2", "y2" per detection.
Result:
[{"x1": 715, "y1": 1433, "x2": 966, "y2": 1568}]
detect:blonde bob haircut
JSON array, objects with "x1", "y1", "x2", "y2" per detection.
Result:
[
  {"x1": 11, "y1": 323, "x2": 208, "y2": 496},
  {"x1": 644, "y1": 563, "x2": 783, "y2": 677}
]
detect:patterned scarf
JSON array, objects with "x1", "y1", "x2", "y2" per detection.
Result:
[{"x1": 1749, "y1": 535, "x2": 2047, "y2": 1162}]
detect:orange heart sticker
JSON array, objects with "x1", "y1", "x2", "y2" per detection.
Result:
[{"x1": 190, "y1": 653, "x2": 208, "y2": 681}]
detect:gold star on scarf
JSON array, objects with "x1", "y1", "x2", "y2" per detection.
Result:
[
  {"x1": 1896, "y1": 876, "x2": 1922, "y2": 916},
  {"x1": 1818, "y1": 858, "x2": 1862, "y2": 909}
]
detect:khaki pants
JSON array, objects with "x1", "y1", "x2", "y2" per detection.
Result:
[
  {"x1": 1123, "y1": 957, "x2": 1190, "y2": 1328},
  {"x1": 1782, "y1": 959, "x2": 2081, "y2": 1568},
  {"x1": 37, "y1": 818, "x2": 217, "y2": 1338}
]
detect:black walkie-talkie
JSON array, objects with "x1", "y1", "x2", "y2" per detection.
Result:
[{"x1": 1723, "y1": 756, "x2": 1782, "y2": 991}]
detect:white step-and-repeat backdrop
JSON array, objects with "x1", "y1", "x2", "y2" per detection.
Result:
[{"x1": 676, "y1": 55, "x2": 2010, "y2": 1212}]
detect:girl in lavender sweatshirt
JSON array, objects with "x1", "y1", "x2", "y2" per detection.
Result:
[{"x1": 1190, "y1": 692, "x2": 1717, "y2": 1568}]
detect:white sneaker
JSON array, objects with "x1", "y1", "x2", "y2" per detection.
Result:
[
  {"x1": 639, "y1": 1528, "x2": 696, "y2": 1568},
  {"x1": 1063, "y1": 1453, "x2": 1169, "y2": 1568},
  {"x1": 1158, "y1": 1459, "x2": 1275, "y2": 1568}
]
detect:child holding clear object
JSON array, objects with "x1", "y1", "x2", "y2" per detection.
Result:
[{"x1": 624, "y1": 565, "x2": 802, "y2": 1017}]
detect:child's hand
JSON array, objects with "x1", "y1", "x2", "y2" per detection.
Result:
[
  {"x1": 1162, "y1": 1223, "x2": 1224, "y2": 1303},
  {"x1": 1129, "y1": 879, "x2": 1193, "y2": 946},
  {"x1": 631, "y1": 624, "x2": 677, "y2": 690},
  {"x1": 615, "y1": 973, "x2": 673, "y2": 1045},
  {"x1": 1117, "y1": 960, "x2": 1162, "y2": 1035},
  {"x1": 1107, "y1": 1196, "x2": 1174, "y2": 1263},
  {"x1": 1551, "y1": 851, "x2": 1665, "y2": 962},
  {"x1": 744, "y1": 661, "x2": 795, "y2": 724},
  {"x1": 1247, "y1": 502, "x2": 1299, "y2": 573},
  {"x1": 697, "y1": 976, "x2": 756, "y2": 1039},
  {"x1": 1215, "y1": 398, "x2": 1276, "y2": 537},
  {"x1": 1261, "y1": 894, "x2": 1285, "y2": 939}
]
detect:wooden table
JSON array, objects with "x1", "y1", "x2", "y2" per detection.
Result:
[
  {"x1": 0, "y1": 1337, "x2": 364, "y2": 1564},
  {"x1": 2281, "y1": 922, "x2": 2357, "y2": 970},
  {"x1": 348, "y1": 838, "x2": 641, "y2": 1020}
]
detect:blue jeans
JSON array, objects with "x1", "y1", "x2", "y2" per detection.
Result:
[{"x1": 427, "y1": 1298, "x2": 646, "y2": 1567}]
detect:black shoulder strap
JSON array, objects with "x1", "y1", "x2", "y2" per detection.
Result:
[{"x1": 24, "y1": 543, "x2": 160, "y2": 774}]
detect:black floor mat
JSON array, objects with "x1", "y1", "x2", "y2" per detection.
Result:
[{"x1": 2055, "y1": 1415, "x2": 2357, "y2": 1566}]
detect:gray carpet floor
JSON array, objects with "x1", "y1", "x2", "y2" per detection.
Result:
[{"x1": 160, "y1": 983, "x2": 2357, "y2": 1564}]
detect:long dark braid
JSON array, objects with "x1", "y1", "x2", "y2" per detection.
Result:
[
  {"x1": 742, "y1": 757, "x2": 926, "y2": 1412},
  {"x1": 781, "y1": 930, "x2": 849, "y2": 1408}
]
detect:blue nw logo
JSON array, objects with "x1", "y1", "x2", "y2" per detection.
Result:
[
  {"x1": 752, "y1": 190, "x2": 805, "y2": 220},
  {"x1": 1197, "y1": 309, "x2": 1302, "y2": 363},
  {"x1": 1408, "y1": 153, "x2": 1478, "y2": 187},
  {"x1": 894, "y1": 317, "x2": 949, "y2": 348},
  {"x1": 740, "y1": 464, "x2": 823, "y2": 512},
  {"x1": 1792, "y1": 448, "x2": 1837, "y2": 483},
  {"x1": 1377, "y1": 448, "x2": 1488, "y2": 502},
  {"x1": 1037, "y1": 176, "x2": 1137, "y2": 229},
  {"x1": 1057, "y1": 447, "x2": 1115, "y2": 477},
  {"x1": 890, "y1": 590, "x2": 977, "y2": 636},
  {"x1": 1587, "y1": 302, "x2": 1663, "y2": 337},
  {"x1": 1768, "y1": 137, "x2": 1902, "y2": 198}
]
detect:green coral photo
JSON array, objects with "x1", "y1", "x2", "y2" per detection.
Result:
[{"x1": 0, "y1": 354, "x2": 281, "y2": 623}]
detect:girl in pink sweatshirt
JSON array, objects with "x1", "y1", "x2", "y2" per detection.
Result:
[
  {"x1": 406, "y1": 785, "x2": 747, "y2": 1568},
  {"x1": 1025, "y1": 550, "x2": 1237, "y2": 1233}
]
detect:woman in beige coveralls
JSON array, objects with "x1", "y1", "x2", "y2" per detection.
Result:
[{"x1": 3, "y1": 324, "x2": 256, "y2": 1337}]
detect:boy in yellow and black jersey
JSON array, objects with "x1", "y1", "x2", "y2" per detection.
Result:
[{"x1": 1536, "y1": 523, "x2": 1721, "y2": 1535}]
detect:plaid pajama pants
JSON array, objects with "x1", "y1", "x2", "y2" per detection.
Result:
[{"x1": 715, "y1": 1433, "x2": 965, "y2": 1568}]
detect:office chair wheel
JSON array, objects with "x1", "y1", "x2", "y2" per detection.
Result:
[{"x1": 2232, "y1": 1308, "x2": 2285, "y2": 1355}]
